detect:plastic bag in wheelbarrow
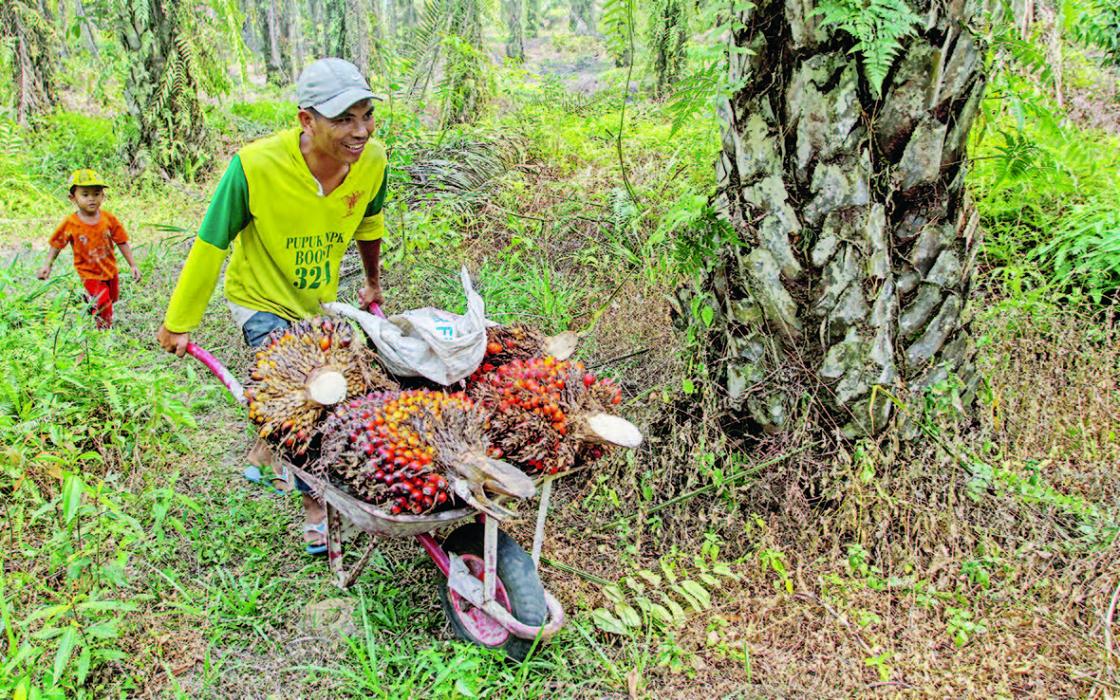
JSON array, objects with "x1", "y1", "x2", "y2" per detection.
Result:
[{"x1": 322, "y1": 266, "x2": 489, "y2": 386}]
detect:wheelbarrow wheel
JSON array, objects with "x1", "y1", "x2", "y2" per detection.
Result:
[{"x1": 437, "y1": 523, "x2": 547, "y2": 661}]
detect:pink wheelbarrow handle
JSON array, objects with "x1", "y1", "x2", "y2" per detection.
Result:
[{"x1": 186, "y1": 342, "x2": 245, "y2": 404}]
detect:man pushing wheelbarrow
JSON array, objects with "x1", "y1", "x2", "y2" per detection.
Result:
[
  {"x1": 154, "y1": 57, "x2": 644, "y2": 660},
  {"x1": 156, "y1": 57, "x2": 388, "y2": 555}
]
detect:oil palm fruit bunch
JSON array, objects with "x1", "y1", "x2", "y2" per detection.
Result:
[
  {"x1": 317, "y1": 389, "x2": 534, "y2": 518},
  {"x1": 480, "y1": 324, "x2": 579, "y2": 369},
  {"x1": 244, "y1": 317, "x2": 396, "y2": 455},
  {"x1": 467, "y1": 355, "x2": 642, "y2": 476}
]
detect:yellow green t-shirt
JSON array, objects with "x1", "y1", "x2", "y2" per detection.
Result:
[{"x1": 163, "y1": 127, "x2": 388, "y2": 332}]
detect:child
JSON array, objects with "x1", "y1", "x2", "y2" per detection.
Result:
[{"x1": 36, "y1": 169, "x2": 141, "y2": 329}]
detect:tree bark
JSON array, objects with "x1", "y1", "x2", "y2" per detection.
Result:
[
  {"x1": 74, "y1": 0, "x2": 99, "y2": 57},
  {"x1": 503, "y1": 0, "x2": 525, "y2": 61},
  {"x1": 287, "y1": 0, "x2": 304, "y2": 78},
  {"x1": 703, "y1": 0, "x2": 986, "y2": 437},
  {"x1": 323, "y1": 0, "x2": 370, "y2": 70},
  {"x1": 524, "y1": 0, "x2": 539, "y2": 37},
  {"x1": 568, "y1": 0, "x2": 593, "y2": 34},
  {"x1": 649, "y1": 0, "x2": 685, "y2": 97},
  {"x1": 262, "y1": 0, "x2": 285, "y2": 84},
  {"x1": 1, "y1": 1, "x2": 60, "y2": 124},
  {"x1": 345, "y1": 0, "x2": 370, "y2": 71},
  {"x1": 114, "y1": 0, "x2": 207, "y2": 178}
]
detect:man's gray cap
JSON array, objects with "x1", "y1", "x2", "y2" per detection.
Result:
[{"x1": 296, "y1": 58, "x2": 379, "y2": 118}]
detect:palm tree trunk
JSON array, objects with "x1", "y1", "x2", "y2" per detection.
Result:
[
  {"x1": 503, "y1": 0, "x2": 525, "y2": 61},
  {"x1": 1, "y1": 0, "x2": 59, "y2": 124},
  {"x1": 116, "y1": 0, "x2": 206, "y2": 177},
  {"x1": 703, "y1": 0, "x2": 987, "y2": 436}
]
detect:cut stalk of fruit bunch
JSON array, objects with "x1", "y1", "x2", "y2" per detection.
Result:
[
  {"x1": 467, "y1": 355, "x2": 642, "y2": 476},
  {"x1": 243, "y1": 316, "x2": 397, "y2": 456},
  {"x1": 316, "y1": 389, "x2": 534, "y2": 518},
  {"x1": 483, "y1": 324, "x2": 579, "y2": 366}
]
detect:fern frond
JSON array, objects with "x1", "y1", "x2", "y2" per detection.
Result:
[{"x1": 812, "y1": 0, "x2": 921, "y2": 97}]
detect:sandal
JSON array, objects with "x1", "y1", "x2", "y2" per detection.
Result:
[
  {"x1": 243, "y1": 465, "x2": 291, "y2": 495},
  {"x1": 305, "y1": 521, "x2": 329, "y2": 556}
]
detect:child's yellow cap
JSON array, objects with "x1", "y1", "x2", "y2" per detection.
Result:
[{"x1": 68, "y1": 169, "x2": 107, "y2": 188}]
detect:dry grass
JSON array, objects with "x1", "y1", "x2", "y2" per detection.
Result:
[
  {"x1": 533, "y1": 287, "x2": 1120, "y2": 698},
  {"x1": 976, "y1": 305, "x2": 1120, "y2": 506}
]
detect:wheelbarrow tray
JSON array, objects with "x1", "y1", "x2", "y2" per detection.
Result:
[{"x1": 286, "y1": 461, "x2": 476, "y2": 538}]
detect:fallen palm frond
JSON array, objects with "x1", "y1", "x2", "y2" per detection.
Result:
[{"x1": 400, "y1": 134, "x2": 525, "y2": 215}]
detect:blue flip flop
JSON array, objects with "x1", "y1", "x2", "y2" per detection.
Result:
[
  {"x1": 305, "y1": 521, "x2": 328, "y2": 556},
  {"x1": 243, "y1": 465, "x2": 288, "y2": 495}
]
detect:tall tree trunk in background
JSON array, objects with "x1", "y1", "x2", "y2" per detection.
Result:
[
  {"x1": 324, "y1": 0, "x2": 370, "y2": 70},
  {"x1": 398, "y1": 0, "x2": 417, "y2": 39},
  {"x1": 649, "y1": 0, "x2": 685, "y2": 97},
  {"x1": 288, "y1": 0, "x2": 304, "y2": 77},
  {"x1": 308, "y1": 0, "x2": 328, "y2": 57},
  {"x1": 367, "y1": 0, "x2": 384, "y2": 48},
  {"x1": 115, "y1": 0, "x2": 206, "y2": 177},
  {"x1": 503, "y1": 0, "x2": 525, "y2": 61},
  {"x1": 701, "y1": 0, "x2": 986, "y2": 437},
  {"x1": 54, "y1": 0, "x2": 70, "y2": 58},
  {"x1": 74, "y1": 0, "x2": 100, "y2": 57},
  {"x1": 1, "y1": 1, "x2": 60, "y2": 125},
  {"x1": 525, "y1": 0, "x2": 540, "y2": 37},
  {"x1": 262, "y1": 0, "x2": 286, "y2": 83},
  {"x1": 569, "y1": 0, "x2": 593, "y2": 34}
]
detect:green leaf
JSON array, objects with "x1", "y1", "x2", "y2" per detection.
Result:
[
  {"x1": 681, "y1": 377, "x2": 695, "y2": 394},
  {"x1": 31, "y1": 627, "x2": 65, "y2": 641},
  {"x1": 679, "y1": 580, "x2": 712, "y2": 609},
  {"x1": 615, "y1": 603, "x2": 642, "y2": 628},
  {"x1": 602, "y1": 584, "x2": 626, "y2": 605},
  {"x1": 711, "y1": 562, "x2": 739, "y2": 579},
  {"x1": 61, "y1": 474, "x2": 84, "y2": 525},
  {"x1": 52, "y1": 627, "x2": 78, "y2": 684},
  {"x1": 76, "y1": 600, "x2": 138, "y2": 614},
  {"x1": 590, "y1": 608, "x2": 629, "y2": 635},
  {"x1": 24, "y1": 604, "x2": 70, "y2": 626},
  {"x1": 700, "y1": 304, "x2": 714, "y2": 327},
  {"x1": 75, "y1": 646, "x2": 92, "y2": 686},
  {"x1": 661, "y1": 595, "x2": 688, "y2": 626},
  {"x1": 83, "y1": 621, "x2": 120, "y2": 640},
  {"x1": 698, "y1": 572, "x2": 720, "y2": 588},
  {"x1": 93, "y1": 649, "x2": 130, "y2": 662},
  {"x1": 649, "y1": 603, "x2": 675, "y2": 626}
]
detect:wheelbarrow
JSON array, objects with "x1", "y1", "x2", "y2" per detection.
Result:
[{"x1": 186, "y1": 342, "x2": 565, "y2": 660}]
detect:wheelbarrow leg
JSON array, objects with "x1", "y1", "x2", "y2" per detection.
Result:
[
  {"x1": 326, "y1": 502, "x2": 346, "y2": 586},
  {"x1": 326, "y1": 502, "x2": 378, "y2": 589},
  {"x1": 483, "y1": 515, "x2": 498, "y2": 604},
  {"x1": 531, "y1": 478, "x2": 554, "y2": 569}
]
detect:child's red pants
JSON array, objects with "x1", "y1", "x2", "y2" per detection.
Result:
[{"x1": 83, "y1": 275, "x2": 119, "y2": 329}]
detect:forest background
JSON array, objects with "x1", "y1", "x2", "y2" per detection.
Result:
[{"x1": 1, "y1": 0, "x2": 1119, "y2": 696}]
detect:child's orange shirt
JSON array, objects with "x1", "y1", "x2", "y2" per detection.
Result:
[{"x1": 48, "y1": 211, "x2": 128, "y2": 281}]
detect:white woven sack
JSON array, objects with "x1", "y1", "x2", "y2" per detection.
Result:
[{"x1": 323, "y1": 266, "x2": 487, "y2": 385}]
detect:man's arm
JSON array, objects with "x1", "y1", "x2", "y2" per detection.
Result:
[
  {"x1": 37, "y1": 247, "x2": 62, "y2": 280},
  {"x1": 353, "y1": 159, "x2": 388, "y2": 309},
  {"x1": 356, "y1": 238, "x2": 382, "y2": 308},
  {"x1": 158, "y1": 155, "x2": 251, "y2": 356}
]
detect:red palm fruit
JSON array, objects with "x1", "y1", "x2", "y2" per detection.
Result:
[
  {"x1": 314, "y1": 389, "x2": 533, "y2": 517},
  {"x1": 243, "y1": 316, "x2": 397, "y2": 456},
  {"x1": 467, "y1": 355, "x2": 641, "y2": 476}
]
